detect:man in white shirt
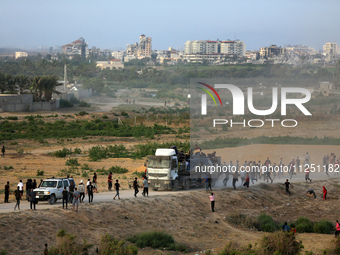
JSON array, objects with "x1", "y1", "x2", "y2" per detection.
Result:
[{"x1": 17, "y1": 180, "x2": 24, "y2": 197}]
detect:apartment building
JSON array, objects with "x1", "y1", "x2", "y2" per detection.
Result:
[
  {"x1": 126, "y1": 34, "x2": 152, "y2": 59},
  {"x1": 323, "y1": 42, "x2": 338, "y2": 62},
  {"x1": 260, "y1": 45, "x2": 285, "y2": 59},
  {"x1": 62, "y1": 37, "x2": 89, "y2": 59},
  {"x1": 15, "y1": 52, "x2": 28, "y2": 59},
  {"x1": 184, "y1": 40, "x2": 245, "y2": 56}
]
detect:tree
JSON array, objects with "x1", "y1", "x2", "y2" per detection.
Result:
[{"x1": 31, "y1": 75, "x2": 61, "y2": 101}]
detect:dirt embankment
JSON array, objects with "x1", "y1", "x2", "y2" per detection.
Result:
[{"x1": 0, "y1": 179, "x2": 339, "y2": 255}]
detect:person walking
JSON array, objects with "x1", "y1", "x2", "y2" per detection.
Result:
[
  {"x1": 4, "y1": 181, "x2": 10, "y2": 203},
  {"x1": 282, "y1": 222, "x2": 291, "y2": 232},
  {"x1": 283, "y1": 179, "x2": 293, "y2": 195},
  {"x1": 202, "y1": 175, "x2": 209, "y2": 191},
  {"x1": 108, "y1": 172, "x2": 113, "y2": 191},
  {"x1": 142, "y1": 176, "x2": 149, "y2": 197},
  {"x1": 87, "y1": 182, "x2": 94, "y2": 204},
  {"x1": 1, "y1": 145, "x2": 5, "y2": 157},
  {"x1": 72, "y1": 187, "x2": 80, "y2": 212},
  {"x1": 113, "y1": 180, "x2": 120, "y2": 200},
  {"x1": 28, "y1": 188, "x2": 37, "y2": 210},
  {"x1": 209, "y1": 192, "x2": 215, "y2": 212},
  {"x1": 17, "y1": 180, "x2": 24, "y2": 198},
  {"x1": 323, "y1": 186, "x2": 327, "y2": 200},
  {"x1": 207, "y1": 175, "x2": 212, "y2": 191},
  {"x1": 133, "y1": 177, "x2": 139, "y2": 197},
  {"x1": 93, "y1": 173, "x2": 98, "y2": 193},
  {"x1": 335, "y1": 220, "x2": 340, "y2": 238},
  {"x1": 25, "y1": 179, "x2": 32, "y2": 201},
  {"x1": 62, "y1": 187, "x2": 68, "y2": 209},
  {"x1": 305, "y1": 167, "x2": 312, "y2": 182},
  {"x1": 13, "y1": 187, "x2": 21, "y2": 210},
  {"x1": 78, "y1": 180, "x2": 85, "y2": 203}
]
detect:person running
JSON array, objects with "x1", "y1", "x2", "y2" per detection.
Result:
[
  {"x1": 133, "y1": 177, "x2": 139, "y2": 197},
  {"x1": 72, "y1": 187, "x2": 80, "y2": 212},
  {"x1": 113, "y1": 180, "x2": 120, "y2": 200},
  {"x1": 305, "y1": 167, "x2": 312, "y2": 182},
  {"x1": 28, "y1": 188, "x2": 37, "y2": 211},
  {"x1": 87, "y1": 182, "x2": 94, "y2": 204},
  {"x1": 62, "y1": 187, "x2": 68, "y2": 209},
  {"x1": 142, "y1": 176, "x2": 149, "y2": 197},
  {"x1": 13, "y1": 186, "x2": 21, "y2": 210},
  {"x1": 78, "y1": 180, "x2": 85, "y2": 203},
  {"x1": 243, "y1": 173, "x2": 250, "y2": 189},
  {"x1": 323, "y1": 186, "x2": 327, "y2": 200},
  {"x1": 108, "y1": 172, "x2": 113, "y2": 191},
  {"x1": 209, "y1": 192, "x2": 215, "y2": 212},
  {"x1": 335, "y1": 220, "x2": 340, "y2": 238},
  {"x1": 283, "y1": 179, "x2": 293, "y2": 195},
  {"x1": 4, "y1": 181, "x2": 10, "y2": 203},
  {"x1": 232, "y1": 170, "x2": 239, "y2": 190}
]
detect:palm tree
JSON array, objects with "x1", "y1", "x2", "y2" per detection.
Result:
[
  {"x1": 42, "y1": 76, "x2": 62, "y2": 101},
  {"x1": 0, "y1": 73, "x2": 15, "y2": 93},
  {"x1": 14, "y1": 74, "x2": 30, "y2": 94}
]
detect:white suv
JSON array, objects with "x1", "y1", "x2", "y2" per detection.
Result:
[{"x1": 34, "y1": 178, "x2": 76, "y2": 204}]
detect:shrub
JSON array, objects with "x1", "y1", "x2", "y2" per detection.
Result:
[
  {"x1": 121, "y1": 111, "x2": 129, "y2": 117},
  {"x1": 295, "y1": 217, "x2": 313, "y2": 233},
  {"x1": 100, "y1": 234, "x2": 137, "y2": 255},
  {"x1": 5, "y1": 116, "x2": 18, "y2": 120},
  {"x1": 36, "y1": 170, "x2": 45, "y2": 176},
  {"x1": 3, "y1": 166, "x2": 13, "y2": 170},
  {"x1": 53, "y1": 148, "x2": 71, "y2": 158},
  {"x1": 227, "y1": 213, "x2": 259, "y2": 230},
  {"x1": 127, "y1": 230, "x2": 187, "y2": 252},
  {"x1": 48, "y1": 229, "x2": 92, "y2": 255},
  {"x1": 78, "y1": 101, "x2": 91, "y2": 107},
  {"x1": 132, "y1": 171, "x2": 145, "y2": 178},
  {"x1": 257, "y1": 213, "x2": 279, "y2": 232},
  {"x1": 219, "y1": 242, "x2": 256, "y2": 255},
  {"x1": 88, "y1": 146, "x2": 109, "y2": 161},
  {"x1": 325, "y1": 236, "x2": 340, "y2": 255},
  {"x1": 77, "y1": 111, "x2": 88, "y2": 116},
  {"x1": 109, "y1": 166, "x2": 128, "y2": 174},
  {"x1": 73, "y1": 148, "x2": 82, "y2": 154},
  {"x1": 259, "y1": 232, "x2": 302, "y2": 255},
  {"x1": 59, "y1": 99, "x2": 73, "y2": 108},
  {"x1": 313, "y1": 220, "x2": 333, "y2": 234},
  {"x1": 81, "y1": 170, "x2": 89, "y2": 178},
  {"x1": 81, "y1": 164, "x2": 93, "y2": 171},
  {"x1": 65, "y1": 158, "x2": 80, "y2": 167}
]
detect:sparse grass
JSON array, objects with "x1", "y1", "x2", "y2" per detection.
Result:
[{"x1": 100, "y1": 234, "x2": 137, "y2": 255}]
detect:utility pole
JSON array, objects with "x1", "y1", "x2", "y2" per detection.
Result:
[{"x1": 64, "y1": 63, "x2": 67, "y2": 91}]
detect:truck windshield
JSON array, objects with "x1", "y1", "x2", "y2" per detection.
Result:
[
  {"x1": 148, "y1": 158, "x2": 170, "y2": 168},
  {"x1": 40, "y1": 181, "x2": 57, "y2": 188}
]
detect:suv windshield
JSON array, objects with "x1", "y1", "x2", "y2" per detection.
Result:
[
  {"x1": 40, "y1": 181, "x2": 58, "y2": 188},
  {"x1": 148, "y1": 158, "x2": 170, "y2": 168}
]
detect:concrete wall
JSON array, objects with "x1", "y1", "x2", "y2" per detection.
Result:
[{"x1": 0, "y1": 94, "x2": 60, "y2": 112}]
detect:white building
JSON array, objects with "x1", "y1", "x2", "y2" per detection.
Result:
[
  {"x1": 184, "y1": 40, "x2": 245, "y2": 56},
  {"x1": 323, "y1": 42, "x2": 338, "y2": 62},
  {"x1": 15, "y1": 52, "x2": 28, "y2": 59}
]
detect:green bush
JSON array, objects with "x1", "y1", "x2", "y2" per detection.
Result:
[
  {"x1": 36, "y1": 170, "x2": 45, "y2": 176},
  {"x1": 295, "y1": 217, "x2": 313, "y2": 233},
  {"x1": 77, "y1": 111, "x2": 88, "y2": 116},
  {"x1": 65, "y1": 158, "x2": 80, "y2": 167},
  {"x1": 78, "y1": 101, "x2": 91, "y2": 107},
  {"x1": 59, "y1": 99, "x2": 73, "y2": 108},
  {"x1": 5, "y1": 116, "x2": 18, "y2": 120},
  {"x1": 3, "y1": 166, "x2": 13, "y2": 170},
  {"x1": 109, "y1": 166, "x2": 128, "y2": 174},
  {"x1": 127, "y1": 230, "x2": 187, "y2": 252},
  {"x1": 100, "y1": 234, "x2": 137, "y2": 255},
  {"x1": 74, "y1": 148, "x2": 82, "y2": 154},
  {"x1": 53, "y1": 148, "x2": 71, "y2": 158},
  {"x1": 88, "y1": 145, "x2": 109, "y2": 161},
  {"x1": 313, "y1": 220, "x2": 334, "y2": 234},
  {"x1": 257, "y1": 213, "x2": 279, "y2": 232}
]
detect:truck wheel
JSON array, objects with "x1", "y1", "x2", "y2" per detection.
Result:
[
  {"x1": 184, "y1": 179, "x2": 191, "y2": 190},
  {"x1": 172, "y1": 179, "x2": 180, "y2": 191},
  {"x1": 48, "y1": 194, "x2": 56, "y2": 205}
]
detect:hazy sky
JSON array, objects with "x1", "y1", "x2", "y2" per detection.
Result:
[{"x1": 1, "y1": 0, "x2": 339, "y2": 51}]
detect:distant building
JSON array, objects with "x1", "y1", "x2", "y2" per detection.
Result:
[
  {"x1": 184, "y1": 40, "x2": 245, "y2": 57},
  {"x1": 260, "y1": 45, "x2": 285, "y2": 59},
  {"x1": 285, "y1": 44, "x2": 315, "y2": 55},
  {"x1": 126, "y1": 34, "x2": 152, "y2": 60},
  {"x1": 323, "y1": 42, "x2": 338, "y2": 62},
  {"x1": 62, "y1": 37, "x2": 89, "y2": 59},
  {"x1": 15, "y1": 52, "x2": 28, "y2": 59},
  {"x1": 96, "y1": 59, "x2": 124, "y2": 70},
  {"x1": 112, "y1": 51, "x2": 125, "y2": 61}
]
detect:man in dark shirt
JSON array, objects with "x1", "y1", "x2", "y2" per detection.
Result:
[
  {"x1": 283, "y1": 179, "x2": 293, "y2": 195},
  {"x1": 87, "y1": 182, "x2": 94, "y2": 204},
  {"x1": 28, "y1": 188, "x2": 36, "y2": 210},
  {"x1": 13, "y1": 187, "x2": 21, "y2": 210},
  {"x1": 69, "y1": 182, "x2": 75, "y2": 203},
  {"x1": 26, "y1": 179, "x2": 32, "y2": 201},
  {"x1": 133, "y1": 177, "x2": 139, "y2": 197},
  {"x1": 108, "y1": 172, "x2": 113, "y2": 191},
  {"x1": 4, "y1": 181, "x2": 10, "y2": 203},
  {"x1": 62, "y1": 187, "x2": 68, "y2": 209},
  {"x1": 113, "y1": 180, "x2": 120, "y2": 200}
]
